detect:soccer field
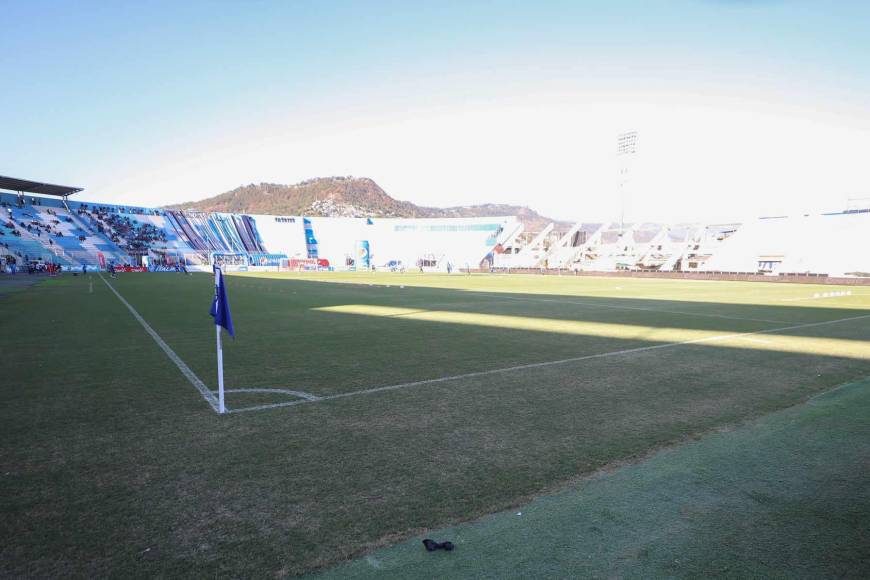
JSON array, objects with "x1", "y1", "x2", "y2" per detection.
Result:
[{"x1": 3, "y1": 271, "x2": 870, "y2": 576}]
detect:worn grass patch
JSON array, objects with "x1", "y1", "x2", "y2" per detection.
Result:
[{"x1": 318, "y1": 378, "x2": 870, "y2": 579}]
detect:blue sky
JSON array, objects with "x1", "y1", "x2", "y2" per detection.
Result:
[{"x1": 2, "y1": 0, "x2": 869, "y2": 221}]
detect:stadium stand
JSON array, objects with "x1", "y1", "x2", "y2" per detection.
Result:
[
  {"x1": 0, "y1": 189, "x2": 517, "y2": 273},
  {"x1": 702, "y1": 213, "x2": 870, "y2": 276},
  {"x1": 2, "y1": 175, "x2": 869, "y2": 277}
]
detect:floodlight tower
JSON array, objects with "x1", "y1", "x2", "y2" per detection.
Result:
[{"x1": 616, "y1": 131, "x2": 638, "y2": 233}]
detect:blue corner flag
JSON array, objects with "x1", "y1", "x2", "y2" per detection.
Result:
[{"x1": 210, "y1": 267, "x2": 235, "y2": 337}]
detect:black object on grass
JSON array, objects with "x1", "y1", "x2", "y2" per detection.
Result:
[{"x1": 422, "y1": 539, "x2": 455, "y2": 552}]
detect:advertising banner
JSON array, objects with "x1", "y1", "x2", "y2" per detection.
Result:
[{"x1": 356, "y1": 240, "x2": 370, "y2": 269}]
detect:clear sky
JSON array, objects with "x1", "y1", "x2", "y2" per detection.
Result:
[{"x1": 2, "y1": 0, "x2": 869, "y2": 223}]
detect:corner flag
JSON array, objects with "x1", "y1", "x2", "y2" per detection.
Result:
[
  {"x1": 210, "y1": 266, "x2": 233, "y2": 413},
  {"x1": 210, "y1": 266, "x2": 235, "y2": 337}
]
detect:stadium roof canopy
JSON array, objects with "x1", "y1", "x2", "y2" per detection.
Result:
[{"x1": 0, "y1": 175, "x2": 83, "y2": 197}]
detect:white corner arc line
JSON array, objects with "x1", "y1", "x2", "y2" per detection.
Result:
[
  {"x1": 215, "y1": 388, "x2": 320, "y2": 401},
  {"x1": 228, "y1": 311, "x2": 870, "y2": 414},
  {"x1": 99, "y1": 274, "x2": 221, "y2": 413}
]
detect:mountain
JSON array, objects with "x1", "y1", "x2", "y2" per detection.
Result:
[{"x1": 166, "y1": 176, "x2": 569, "y2": 231}]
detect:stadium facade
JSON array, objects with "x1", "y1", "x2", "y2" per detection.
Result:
[
  {"x1": 1, "y1": 186, "x2": 869, "y2": 277},
  {"x1": 0, "y1": 190, "x2": 516, "y2": 272}
]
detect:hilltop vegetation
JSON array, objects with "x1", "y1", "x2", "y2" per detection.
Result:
[{"x1": 167, "y1": 176, "x2": 568, "y2": 231}]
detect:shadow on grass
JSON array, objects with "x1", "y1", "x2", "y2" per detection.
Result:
[
  {"x1": 100, "y1": 273, "x2": 870, "y2": 399},
  {"x1": 224, "y1": 274, "x2": 870, "y2": 338}
]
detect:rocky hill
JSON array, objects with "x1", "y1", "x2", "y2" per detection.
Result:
[{"x1": 166, "y1": 177, "x2": 568, "y2": 231}]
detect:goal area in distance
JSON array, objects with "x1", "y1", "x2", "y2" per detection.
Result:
[
  {"x1": 210, "y1": 252, "x2": 248, "y2": 271},
  {"x1": 211, "y1": 253, "x2": 295, "y2": 272}
]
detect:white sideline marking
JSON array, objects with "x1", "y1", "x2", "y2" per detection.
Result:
[
  {"x1": 808, "y1": 378, "x2": 868, "y2": 402},
  {"x1": 781, "y1": 290, "x2": 858, "y2": 302},
  {"x1": 471, "y1": 292, "x2": 788, "y2": 324},
  {"x1": 228, "y1": 311, "x2": 870, "y2": 414},
  {"x1": 99, "y1": 274, "x2": 221, "y2": 413}
]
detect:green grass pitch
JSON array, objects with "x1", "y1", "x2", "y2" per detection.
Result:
[{"x1": 2, "y1": 271, "x2": 869, "y2": 576}]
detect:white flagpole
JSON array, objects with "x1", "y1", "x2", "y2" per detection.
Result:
[
  {"x1": 215, "y1": 266, "x2": 226, "y2": 414},
  {"x1": 216, "y1": 323, "x2": 225, "y2": 414}
]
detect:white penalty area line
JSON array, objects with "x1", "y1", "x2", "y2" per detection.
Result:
[
  {"x1": 228, "y1": 311, "x2": 870, "y2": 414},
  {"x1": 99, "y1": 274, "x2": 222, "y2": 414}
]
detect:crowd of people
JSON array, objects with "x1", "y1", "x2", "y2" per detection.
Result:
[
  {"x1": 0, "y1": 253, "x2": 62, "y2": 275},
  {"x1": 77, "y1": 203, "x2": 163, "y2": 217},
  {"x1": 0, "y1": 199, "x2": 179, "y2": 275},
  {"x1": 81, "y1": 206, "x2": 168, "y2": 253},
  {"x1": 0, "y1": 240, "x2": 25, "y2": 264},
  {"x1": 2, "y1": 204, "x2": 84, "y2": 243},
  {"x1": 1, "y1": 197, "x2": 47, "y2": 211},
  {"x1": 0, "y1": 198, "x2": 182, "y2": 274}
]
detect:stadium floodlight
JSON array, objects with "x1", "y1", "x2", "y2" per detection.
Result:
[
  {"x1": 617, "y1": 131, "x2": 638, "y2": 156},
  {"x1": 616, "y1": 131, "x2": 638, "y2": 232}
]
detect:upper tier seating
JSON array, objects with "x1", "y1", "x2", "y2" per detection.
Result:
[{"x1": 1, "y1": 194, "x2": 131, "y2": 267}]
